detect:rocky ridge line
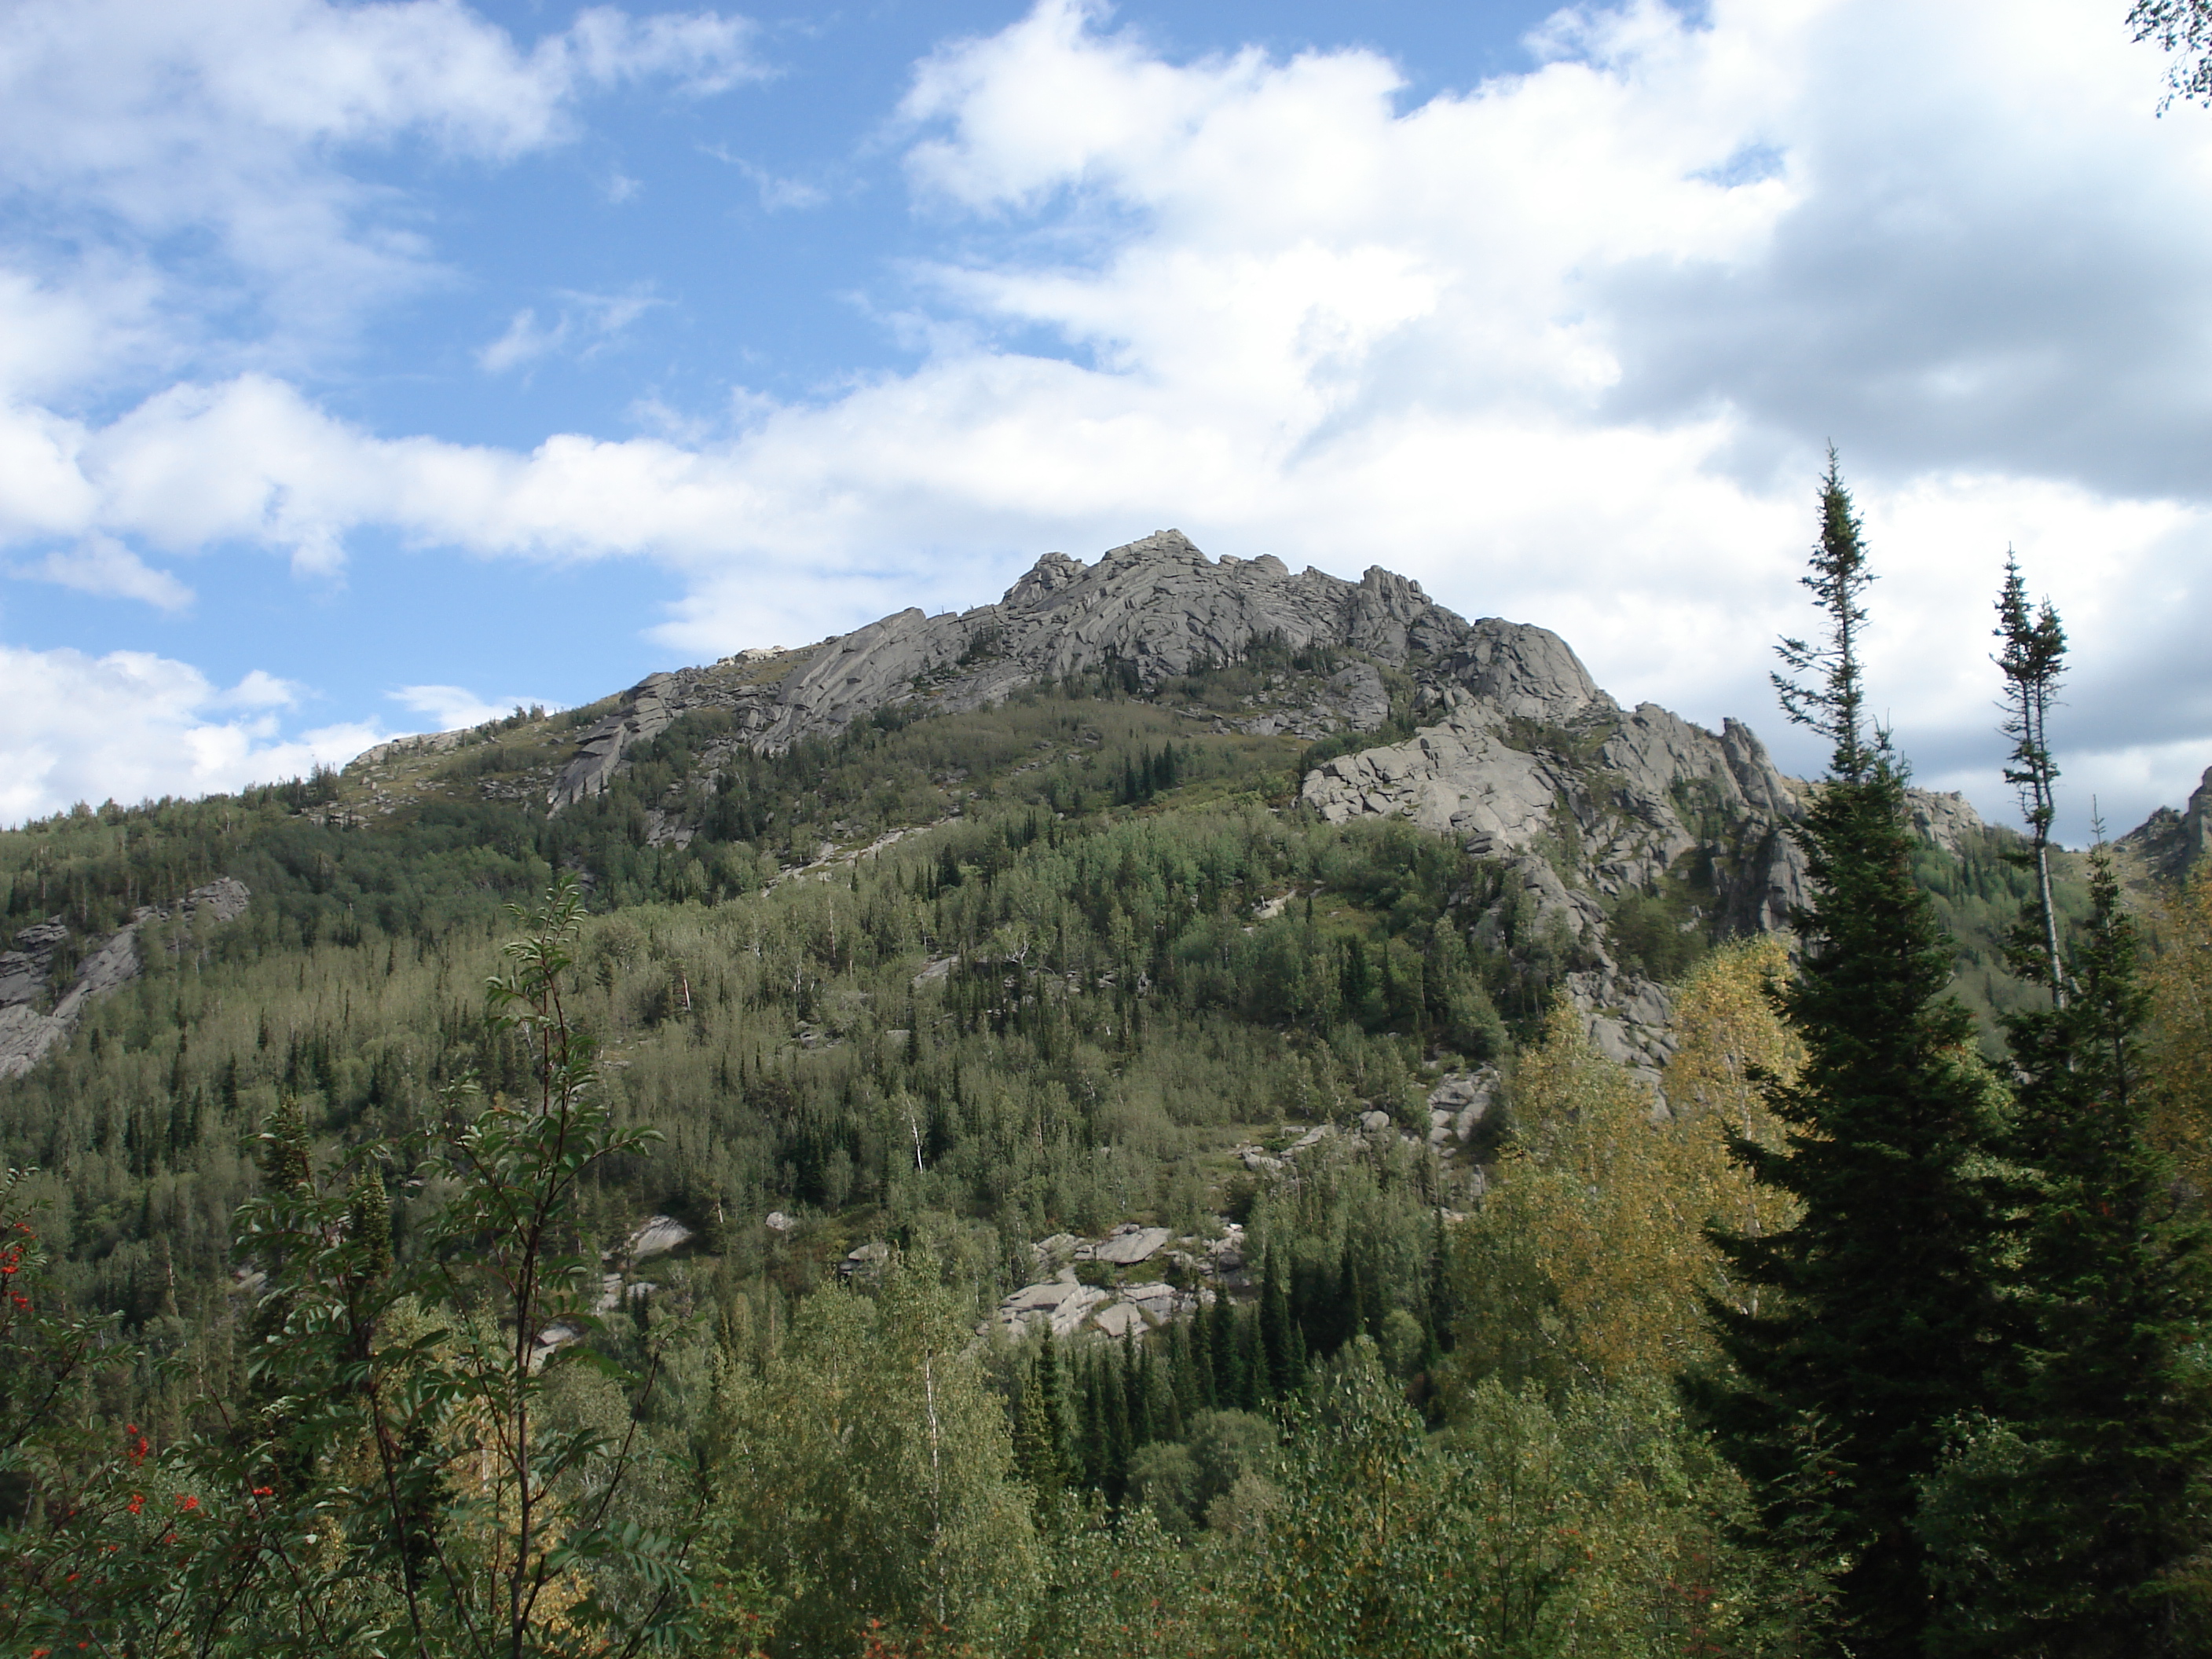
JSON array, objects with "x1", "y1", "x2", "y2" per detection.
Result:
[
  {"x1": 2120, "y1": 763, "x2": 2212, "y2": 885},
  {"x1": 544, "y1": 529, "x2": 1463, "y2": 808}
]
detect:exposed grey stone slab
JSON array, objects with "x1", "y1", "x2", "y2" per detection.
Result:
[
  {"x1": 1093, "y1": 1226, "x2": 1172, "y2": 1265},
  {"x1": 626, "y1": 1216, "x2": 692, "y2": 1262},
  {"x1": 1049, "y1": 1286, "x2": 1111, "y2": 1336},
  {"x1": 0, "y1": 878, "x2": 251, "y2": 1080},
  {"x1": 1093, "y1": 1302, "x2": 1148, "y2": 1339},
  {"x1": 1003, "y1": 1280, "x2": 1087, "y2": 1313}
]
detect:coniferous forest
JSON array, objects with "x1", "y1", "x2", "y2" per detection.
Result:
[{"x1": 5, "y1": 467, "x2": 2212, "y2": 1657}]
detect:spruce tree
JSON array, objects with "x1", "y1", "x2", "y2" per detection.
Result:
[
  {"x1": 1922, "y1": 844, "x2": 2212, "y2": 1654},
  {"x1": 1105, "y1": 1361, "x2": 1133, "y2": 1505},
  {"x1": 1208, "y1": 1287, "x2": 1238, "y2": 1405},
  {"x1": 1994, "y1": 554, "x2": 2069, "y2": 999},
  {"x1": 1700, "y1": 451, "x2": 2011, "y2": 1657},
  {"x1": 1036, "y1": 1324, "x2": 1071, "y2": 1482},
  {"x1": 1013, "y1": 1364, "x2": 1063, "y2": 1497},
  {"x1": 1187, "y1": 1297, "x2": 1217, "y2": 1410},
  {"x1": 1261, "y1": 1243, "x2": 1298, "y2": 1397}
]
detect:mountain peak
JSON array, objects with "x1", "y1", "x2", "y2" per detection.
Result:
[{"x1": 544, "y1": 531, "x2": 1516, "y2": 808}]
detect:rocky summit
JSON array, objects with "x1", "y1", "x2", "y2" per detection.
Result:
[
  {"x1": 536, "y1": 528, "x2": 1992, "y2": 1085},
  {"x1": 547, "y1": 529, "x2": 1458, "y2": 807}
]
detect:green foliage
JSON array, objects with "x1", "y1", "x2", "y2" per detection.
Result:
[
  {"x1": 3, "y1": 880, "x2": 701, "y2": 1657},
  {"x1": 709, "y1": 1261, "x2": 1042, "y2": 1657},
  {"x1": 1918, "y1": 848, "x2": 2212, "y2": 1654},
  {"x1": 1247, "y1": 1342, "x2": 1785, "y2": 1658},
  {"x1": 1913, "y1": 826, "x2": 2094, "y2": 1045},
  {"x1": 1705, "y1": 461, "x2": 2016, "y2": 1657}
]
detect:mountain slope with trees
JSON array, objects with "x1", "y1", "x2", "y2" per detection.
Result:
[{"x1": 3, "y1": 515, "x2": 2207, "y2": 1655}]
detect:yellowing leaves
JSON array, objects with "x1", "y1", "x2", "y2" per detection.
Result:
[
  {"x1": 1452, "y1": 941, "x2": 1803, "y2": 1390},
  {"x1": 2148, "y1": 862, "x2": 2212, "y2": 1195}
]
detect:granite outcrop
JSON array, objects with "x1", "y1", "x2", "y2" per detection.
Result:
[
  {"x1": 2121, "y1": 764, "x2": 2212, "y2": 884},
  {"x1": 0, "y1": 878, "x2": 251, "y2": 1080},
  {"x1": 546, "y1": 530, "x2": 1466, "y2": 808}
]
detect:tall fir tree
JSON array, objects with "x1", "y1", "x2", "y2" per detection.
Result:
[
  {"x1": 1036, "y1": 1324, "x2": 1071, "y2": 1483},
  {"x1": 1013, "y1": 1344, "x2": 1067, "y2": 1500},
  {"x1": 1700, "y1": 451, "x2": 2012, "y2": 1658},
  {"x1": 1920, "y1": 838, "x2": 2212, "y2": 1654},
  {"x1": 1994, "y1": 554, "x2": 2069, "y2": 1001},
  {"x1": 1261, "y1": 1243, "x2": 1298, "y2": 1397}
]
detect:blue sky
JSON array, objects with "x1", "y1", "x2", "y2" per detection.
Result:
[{"x1": 2, "y1": 0, "x2": 2210, "y2": 844}]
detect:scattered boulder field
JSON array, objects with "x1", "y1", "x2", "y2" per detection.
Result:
[
  {"x1": 1234, "y1": 1067, "x2": 1499, "y2": 1176},
  {"x1": 972, "y1": 1221, "x2": 1246, "y2": 1343}
]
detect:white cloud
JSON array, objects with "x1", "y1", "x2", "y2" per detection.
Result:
[
  {"x1": 478, "y1": 290, "x2": 666, "y2": 374},
  {"x1": 390, "y1": 684, "x2": 551, "y2": 731},
  {"x1": 0, "y1": 644, "x2": 384, "y2": 824},
  {"x1": 0, "y1": 0, "x2": 762, "y2": 367},
  {"x1": 17, "y1": 535, "x2": 194, "y2": 610},
  {"x1": 479, "y1": 309, "x2": 567, "y2": 375},
  {"x1": 5, "y1": 0, "x2": 2210, "y2": 837},
  {"x1": 700, "y1": 147, "x2": 832, "y2": 211},
  {"x1": 0, "y1": 0, "x2": 763, "y2": 181},
  {"x1": 219, "y1": 668, "x2": 306, "y2": 709}
]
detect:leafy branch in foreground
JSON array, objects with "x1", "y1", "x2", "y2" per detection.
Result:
[
  {"x1": 2131, "y1": 0, "x2": 2212, "y2": 111},
  {"x1": 3, "y1": 877, "x2": 700, "y2": 1657}
]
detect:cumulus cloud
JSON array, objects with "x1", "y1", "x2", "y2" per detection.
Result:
[
  {"x1": 3, "y1": 0, "x2": 2209, "y2": 837},
  {"x1": 0, "y1": 644, "x2": 383, "y2": 825},
  {"x1": 0, "y1": 0, "x2": 762, "y2": 364}
]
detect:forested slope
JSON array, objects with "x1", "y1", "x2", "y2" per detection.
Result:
[{"x1": 0, "y1": 531, "x2": 2162, "y2": 1657}]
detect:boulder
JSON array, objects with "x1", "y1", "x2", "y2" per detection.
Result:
[
  {"x1": 1093, "y1": 1225, "x2": 1173, "y2": 1265},
  {"x1": 626, "y1": 1216, "x2": 692, "y2": 1262},
  {"x1": 1093, "y1": 1302, "x2": 1148, "y2": 1339},
  {"x1": 839, "y1": 1241, "x2": 892, "y2": 1280}
]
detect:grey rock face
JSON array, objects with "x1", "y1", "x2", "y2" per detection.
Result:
[
  {"x1": 1296, "y1": 622, "x2": 1819, "y2": 1077},
  {"x1": 0, "y1": 918, "x2": 69, "y2": 1012},
  {"x1": 1302, "y1": 665, "x2": 1814, "y2": 968},
  {"x1": 548, "y1": 529, "x2": 1482, "y2": 809},
  {"x1": 2120, "y1": 764, "x2": 2212, "y2": 882},
  {"x1": 1562, "y1": 969, "x2": 1680, "y2": 1105},
  {"x1": 0, "y1": 877, "x2": 250, "y2": 1080},
  {"x1": 1426, "y1": 1068, "x2": 1500, "y2": 1144},
  {"x1": 1906, "y1": 789, "x2": 1987, "y2": 855}
]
